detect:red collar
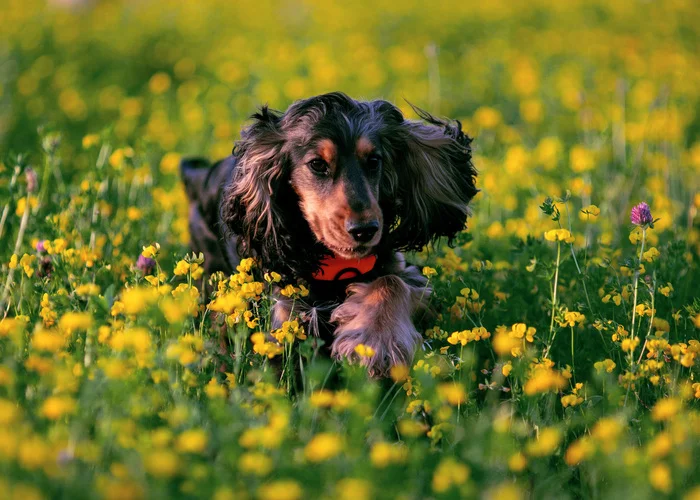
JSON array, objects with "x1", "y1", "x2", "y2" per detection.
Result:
[{"x1": 312, "y1": 254, "x2": 377, "y2": 281}]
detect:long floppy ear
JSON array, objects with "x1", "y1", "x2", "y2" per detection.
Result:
[
  {"x1": 220, "y1": 106, "x2": 290, "y2": 267},
  {"x1": 386, "y1": 104, "x2": 478, "y2": 251}
]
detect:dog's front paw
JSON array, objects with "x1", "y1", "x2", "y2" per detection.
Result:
[{"x1": 330, "y1": 276, "x2": 423, "y2": 377}]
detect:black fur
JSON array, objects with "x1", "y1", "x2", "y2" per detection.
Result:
[{"x1": 183, "y1": 92, "x2": 478, "y2": 282}]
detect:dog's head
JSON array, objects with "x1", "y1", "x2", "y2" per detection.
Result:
[{"x1": 222, "y1": 92, "x2": 478, "y2": 277}]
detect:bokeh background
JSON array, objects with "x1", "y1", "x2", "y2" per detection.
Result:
[{"x1": 2, "y1": 0, "x2": 699, "y2": 241}]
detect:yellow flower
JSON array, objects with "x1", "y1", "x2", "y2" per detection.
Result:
[
  {"x1": 148, "y1": 72, "x2": 171, "y2": 94},
  {"x1": 525, "y1": 427, "x2": 562, "y2": 457},
  {"x1": 121, "y1": 286, "x2": 159, "y2": 315},
  {"x1": 370, "y1": 442, "x2": 407, "y2": 468},
  {"x1": 0, "y1": 317, "x2": 27, "y2": 338},
  {"x1": 492, "y1": 330, "x2": 521, "y2": 357},
  {"x1": 544, "y1": 228, "x2": 575, "y2": 243},
  {"x1": 397, "y1": 419, "x2": 428, "y2": 438},
  {"x1": 561, "y1": 394, "x2": 583, "y2": 407},
  {"x1": 659, "y1": 283, "x2": 674, "y2": 297},
  {"x1": 8, "y1": 254, "x2": 18, "y2": 269},
  {"x1": 304, "y1": 433, "x2": 343, "y2": 462},
  {"x1": 175, "y1": 429, "x2": 208, "y2": 454},
  {"x1": 593, "y1": 359, "x2": 616, "y2": 373},
  {"x1": 570, "y1": 145, "x2": 595, "y2": 172},
  {"x1": 484, "y1": 483, "x2": 524, "y2": 500},
  {"x1": 473, "y1": 106, "x2": 501, "y2": 128},
  {"x1": 621, "y1": 337, "x2": 640, "y2": 352},
  {"x1": 565, "y1": 437, "x2": 594, "y2": 466},
  {"x1": 422, "y1": 266, "x2": 437, "y2": 278},
  {"x1": 643, "y1": 247, "x2": 660, "y2": 262},
  {"x1": 258, "y1": 480, "x2": 302, "y2": 500},
  {"x1": 354, "y1": 344, "x2": 375, "y2": 358},
  {"x1": 591, "y1": 417, "x2": 623, "y2": 453},
  {"x1": 649, "y1": 463, "x2": 672, "y2": 493},
  {"x1": 390, "y1": 364, "x2": 410, "y2": 382},
  {"x1": 173, "y1": 260, "x2": 190, "y2": 276},
  {"x1": 17, "y1": 254, "x2": 36, "y2": 277},
  {"x1": 159, "y1": 152, "x2": 181, "y2": 174},
  {"x1": 437, "y1": 383, "x2": 467, "y2": 406},
  {"x1": 648, "y1": 432, "x2": 672, "y2": 459},
  {"x1": 523, "y1": 368, "x2": 566, "y2": 395},
  {"x1": 59, "y1": 312, "x2": 93, "y2": 333},
  {"x1": 629, "y1": 227, "x2": 643, "y2": 244},
  {"x1": 236, "y1": 258, "x2": 255, "y2": 273},
  {"x1": 0, "y1": 398, "x2": 21, "y2": 425},
  {"x1": 432, "y1": 457, "x2": 470, "y2": 493},
  {"x1": 82, "y1": 134, "x2": 100, "y2": 148},
  {"x1": 309, "y1": 390, "x2": 335, "y2": 408},
  {"x1": 204, "y1": 378, "x2": 227, "y2": 399},
  {"x1": 579, "y1": 204, "x2": 600, "y2": 220},
  {"x1": 560, "y1": 311, "x2": 585, "y2": 327},
  {"x1": 508, "y1": 452, "x2": 527, "y2": 472},
  {"x1": 238, "y1": 452, "x2": 273, "y2": 476},
  {"x1": 141, "y1": 244, "x2": 160, "y2": 259},
  {"x1": 144, "y1": 450, "x2": 180, "y2": 478},
  {"x1": 18, "y1": 437, "x2": 50, "y2": 470},
  {"x1": 40, "y1": 396, "x2": 77, "y2": 420},
  {"x1": 15, "y1": 197, "x2": 38, "y2": 217},
  {"x1": 336, "y1": 479, "x2": 372, "y2": 500},
  {"x1": 264, "y1": 271, "x2": 282, "y2": 283},
  {"x1": 651, "y1": 398, "x2": 681, "y2": 422},
  {"x1": 75, "y1": 283, "x2": 100, "y2": 296}
]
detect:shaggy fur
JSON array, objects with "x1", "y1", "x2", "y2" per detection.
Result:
[{"x1": 182, "y1": 92, "x2": 477, "y2": 376}]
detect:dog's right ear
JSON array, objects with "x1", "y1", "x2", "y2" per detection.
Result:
[{"x1": 220, "y1": 106, "x2": 288, "y2": 260}]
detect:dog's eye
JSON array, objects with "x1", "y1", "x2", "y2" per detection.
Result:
[
  {"x1": 308, "y1": 159, "x2": 330, "y2": 176},
  {"x1": 366, "y1": 155, "x2": 382, "y2": 170}
]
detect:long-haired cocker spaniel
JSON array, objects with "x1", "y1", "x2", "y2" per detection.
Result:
[{"x1": 181, "y1": 92, "x2": 477, "y2": 376}]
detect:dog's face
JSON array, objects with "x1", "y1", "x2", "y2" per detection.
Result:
[
  {"x1": 288, "y1": 134, "x2": 384, "y2": 259},
  {"x1": 222, "y1": 92, "x2": 478, "y2": 277}
]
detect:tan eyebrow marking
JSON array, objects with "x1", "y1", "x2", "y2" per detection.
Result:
[
  {"x1": 317, "y1": 139, "x2": 337, "y2": 165},
  {"x1": 355, "y1": 136, "x2": 375, "y2": 158}
]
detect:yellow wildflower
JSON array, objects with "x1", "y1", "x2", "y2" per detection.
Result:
[
  {"x1": 437, "y1": 383, "x2": 467, "y2": 406},
  {"x1": 649, "y1": 463, "x2": 672, "y2": 493},
  {"x1": 354, "y1": 344, "x2": 375, "y2": 358},
  {"x1": 258, "y1": 480, "x2": 302, "y2": 500},
  {"x1": 651, "y1": 398, "x2": 681, "y2": 422},
  {"x1": 175, "y1": 429, "x2": 208, "y2": 454},
  {"x1": 370, "y1": 442, "x2": 407, "y2": 468},
  {"x1": 422, "y1": 266, "x2": 437, "y2": 278},
  {"x1": 544, "y1": 228, "x2": 575, "y2": 243},
  {"x1": 526, "y1": 427, "x2": 562, "y2": 457},
  {"x1": 432, "y1": 457, "x2": 470, "y2": 493},
  {"x1": 59, "y1": 312, "x2": 93, "y2": 333},
  {"x1": 238, "y1": 452, "x2": 273, "y2": 476},
  {"x1": 144, "y1": 450, "x2": 180, "y2": 478},
  {"x1": 304, "y1": 433, "x2": 343, "y2": 462}
]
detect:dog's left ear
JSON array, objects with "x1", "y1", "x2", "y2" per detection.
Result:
[
  {"x1": 384, "y1": 104, "x2": 478, "y2": 251},
  {"x1": 220, "y1": 106, "x2": 289, "y2": 265}
]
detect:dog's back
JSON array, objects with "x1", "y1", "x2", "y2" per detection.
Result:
[{"x1": 180, "y1": 156, "x2": 239, "y2": 275}]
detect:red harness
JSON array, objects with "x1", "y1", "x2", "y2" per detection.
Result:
[{"x1": 312, "y1": 254, "x2": 377, "y2": 281}]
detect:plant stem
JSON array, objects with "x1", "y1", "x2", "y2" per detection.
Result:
[
  {"x1": 1, "y1": 182, "x2": 32, "y2": 309},
  {"x1": 629, "y1": 227, "x2": 646, "y2": 367},
  {"x1": 544, "y1": 241, "x2": 562, "y2": 359}
]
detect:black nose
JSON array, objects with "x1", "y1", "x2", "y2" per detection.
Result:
[{"x1": 347, "y1": 220, "x2": 379, "y2": 243}]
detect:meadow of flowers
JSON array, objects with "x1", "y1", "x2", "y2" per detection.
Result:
[{"x1": 1, "y1": 0, "x2": 700, "y2": 498}]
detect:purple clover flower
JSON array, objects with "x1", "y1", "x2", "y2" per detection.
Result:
[
  {"x1": 36, "y1": 240, "x2": 47, "y2": 253},
  {"x1": 136, "y1": 254, "x2": 156, "y2": 274},
  {"x1": 630, "y1": 202, "x2": 653, "y2": 227}
]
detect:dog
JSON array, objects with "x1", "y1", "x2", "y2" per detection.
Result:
[{"x1": 181, "y1": 92, "x2": 477, "y2": 376}]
